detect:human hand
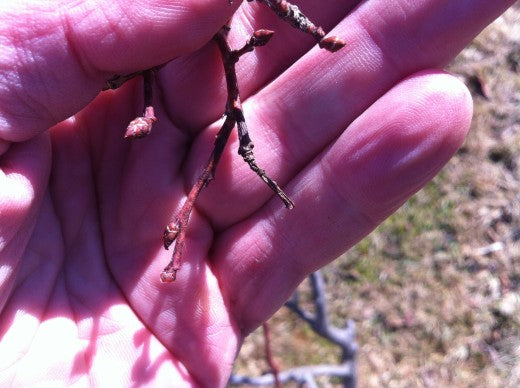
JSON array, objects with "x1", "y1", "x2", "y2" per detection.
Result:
[{"x1": 0, "y1": 0, "x2": 514, "y2": 386}]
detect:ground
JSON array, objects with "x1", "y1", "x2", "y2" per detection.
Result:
[{"x1": 233, "y1": 4, "x2": 520, "y2": 387}]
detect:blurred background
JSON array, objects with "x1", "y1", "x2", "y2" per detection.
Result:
[{"x1": 233, "y1": 4, "x2": 520, "y2": 387}]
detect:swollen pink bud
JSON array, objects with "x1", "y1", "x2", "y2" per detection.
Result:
[
  {"x1": 252, "y1": 29, "x2": 275, "y2": 46},
  {"x1": 319, "y1": 36, "x2": 346, "y2": 53},
  {"x1": 124, "y1": 117, "x2": 154, "y2": 139},
  {"x1": 124, "y1": 106, "x2": 157, "y2": 139}
]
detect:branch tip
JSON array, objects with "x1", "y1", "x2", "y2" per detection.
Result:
[
  {"x1": 319, "y1": 36, "x2": 346, "y2": 52},
  {"x1": 252, "y1": 29, "x2": 275, "y2": 46},
  {"x1": 160, "y1": 271, "x2": 177, "y2": 283},
  {"x1": 124, "y1": 107, "x2": 157, "y2": 139}
]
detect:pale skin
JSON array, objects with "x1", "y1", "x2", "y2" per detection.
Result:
[{"x1": 0, "y1": 0, "x2": 515, "y2": 386}]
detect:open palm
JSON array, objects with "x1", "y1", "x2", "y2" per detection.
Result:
[{"x1": 0, "y1": 0, "x2": 514, "y2": 386}]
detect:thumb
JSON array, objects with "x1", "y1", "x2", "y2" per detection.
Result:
[{"x1": 0, "y1": 0, "x2": 238, "y2": 142}]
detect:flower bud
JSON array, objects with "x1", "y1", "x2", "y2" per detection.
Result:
[
  {"x1": 124, "y1": 106, "x2": 157, "y2": 139},
  {"x1": 319, "y1": 36, "x2": 346, "y2": 53},
  {"x1": 124, "y1": 117, "x2": 153, "y2": 139},
  {"x1": 252, "y1": 29, "x2": 275, "y2": 46}
]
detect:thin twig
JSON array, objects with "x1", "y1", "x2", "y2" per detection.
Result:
[
  {"x1": 285, "y1": 270, "x2": 358, "y2": 387},
  {"x1": 160, "y1": 116, "x2": 235, "y2": 282},
  {"x1": 229, "y1": 362, "x2": 355, "y2": 386},
  {"x1": 213, "y1": 29, "x2": 294, "y2": 209},
  {"x1": 103, "y1": 71, "x2": 143, "y2": 91},
  {"x1": 252, "y1": 0, "x2": 346, "y2": 52},
  {"x1": 160, "y1": 26, "x2": 293, "y2": 282},
  {"x1": 233, "y1": 271, "x2": 358, "y2": 386},
  {"x1": 102, "y1": 65, "x2": 163, "y2": 90},
  {"x1": 262, "y1": 322, "x2": 281, "y2": 388},
  {"x1": 124, "y1": 68, "x2": 157, "y2": 139}
]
